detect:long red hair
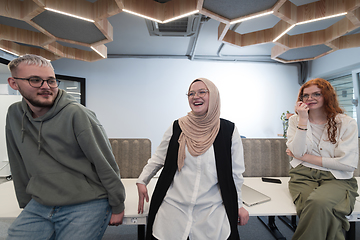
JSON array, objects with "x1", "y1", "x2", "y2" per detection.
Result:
[{"x1": 297, "y1": 78, "x2": 343, "y2": 144}]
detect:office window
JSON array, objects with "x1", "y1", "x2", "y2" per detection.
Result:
[
  {"x1": 328, "y1": 74, "x2": 356, "y2": 120},
  {"x1": 56, "y1": 74, "x2": 86, "y2": 106}
]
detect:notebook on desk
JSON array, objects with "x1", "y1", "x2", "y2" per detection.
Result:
[{"x1": 241, "y1": 184, "x2": 271, "y2": 207}]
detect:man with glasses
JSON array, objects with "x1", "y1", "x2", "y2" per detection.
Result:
[{"x1": 5, "y1": 54, "x2": 125, "y2": 240}]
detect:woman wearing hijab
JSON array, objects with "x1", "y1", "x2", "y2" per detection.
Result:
[
  {"x1": 136, "y1": 78, "x2": 249, "y2": 240},
  {"x1": 286, "y1": 78, "x2": 359, "y2": 240}
]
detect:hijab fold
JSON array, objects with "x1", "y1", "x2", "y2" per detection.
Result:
[{"x1": 177, "y1": 78, "x2": 221, "y2": 171}]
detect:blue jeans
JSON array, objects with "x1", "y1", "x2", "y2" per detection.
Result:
[{"x1": 7, "y1": 198, "x2": 112, "y2": 240}]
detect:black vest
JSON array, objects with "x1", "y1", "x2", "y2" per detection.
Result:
[{"x1": 146, "y1": 119, "x2": 239, "y2": 240}]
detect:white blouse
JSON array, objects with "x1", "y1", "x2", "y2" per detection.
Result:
[
  {"x1": 137, "y1": 122, "x2": 245, "y2": 240},
  {"x1": 286, "y1": 114, "x2": 358, "y2": 179}
]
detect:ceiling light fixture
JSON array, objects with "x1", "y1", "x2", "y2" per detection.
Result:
[
  {"x1": 273, "y1": 12, "x2": 348, "y2": 42},
  {"x1": 273, "y1": 24, "x2": 295, "y2": 42},
  {"x1": 45, "y1": 7, "x2": 95, "y2": 23},
  {"x1": 296, "y1": 12, "x2": 347, "y2": 25},
  {"x1": 123, "y1": 9, "x2": 199, "y2": 24},
  {"x1": 122, "y1": 9, "x2": 163, "y2": 23},
  {"x1": 91, "y1": 46, "x2": 106, "y2": 58},
  {"x1": 0, "y1": 47, "x2": 19, "y2": 56},
  {"x1": 162, "y1": 10, "x2": 200, "y2": 23},
  {"x1": 230, "y1": 11, "x2": 274, "y2": 24}
]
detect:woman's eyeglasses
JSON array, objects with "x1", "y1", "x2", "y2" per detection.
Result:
[
  {"x1": 300, "y1": 92, "x2": 322, "y2": 101},
  {"x1": 186, "y1": 89, "x2": 209, "y2": 98}
]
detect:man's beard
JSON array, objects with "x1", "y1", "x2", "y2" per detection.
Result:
[{"x1": 18, "y1": 86, "x2": 55, "y2": 108}]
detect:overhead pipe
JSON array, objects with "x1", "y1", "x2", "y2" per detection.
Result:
[{"x1": 189, "y1": 15, "x2": 210, "y2": 60}]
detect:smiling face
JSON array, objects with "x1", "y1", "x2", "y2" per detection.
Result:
[
  {"x1": 302, "y1": 85, "x2": 324, "y2": 111},
  {"x1": 188, "y1": 81, "x2": 209, "y2": 116},
  {"x1": 8, "y1": 63, "x2": 59, "y2": 116}
]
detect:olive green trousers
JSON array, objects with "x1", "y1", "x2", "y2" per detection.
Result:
[{"x1": 288, "y1": 165, "x2": 358, "y2": 240}]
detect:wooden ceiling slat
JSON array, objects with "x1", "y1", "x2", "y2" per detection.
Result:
[
  {"x1": 325, "y1": 17, "x2": 356, "y2": 42},
  {"x1": 122, "y1": 0, "x2": 164, "y2": 21},
  {"x1": 199, "y1": 8, "x2": 229, "y2": 24},
  {"x1": 218, "y1": 22, "x2": 230, "y2": 41},
  {"x1": 0, "y1": 24, "x2": 55, "y2": 46},
  {"x1": 163, "y1": 0, "x2": 197, "y2": 20},
  {"x1": 274, "y1": 0, "x2": 297, "y2": 24},
  {"x1": 0, "y1": 0, "x2": 359, "y2": 63},
  {"x1": 347, "y1": 8, "x2": 360, "y2": 26},
  {"x1": 93, "y1": 0, "x2": 122, "y2": 20},
  {"x1": 43, "y1": 0, "x2": 94, "y2": 21}
]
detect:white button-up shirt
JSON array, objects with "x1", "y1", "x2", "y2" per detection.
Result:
[
  {"x1": 137, "y1": 122, "x2": 245, "y2": 240},
  {"x1": 286, "y1": 114, "x2": 358, "y2": 179}
]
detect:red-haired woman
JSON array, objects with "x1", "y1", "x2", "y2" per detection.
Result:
[{"x1": 286, "y1": 78, "x2": 359, "y2": 240}]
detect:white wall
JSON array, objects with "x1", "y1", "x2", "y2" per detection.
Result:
[
  {"x1": 309, "y1": 48, "x2": 360, "y2": 79},
  {"x1": 50, "y1": 58, "x2": 300, "y2": 153},
  {"x1": 0, "y1": 95, "x2": 22, "y2": 176}
]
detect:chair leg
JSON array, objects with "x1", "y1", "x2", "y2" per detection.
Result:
[
  {"x1": 138, "y1": 225, "x2": 145, "y2": 240},
  {"x1": 257, "y1": 216, "x2": 286, "y2": 240},
  {"x1": 278, "y1": 215, "x2": 297, "y2": 231}
]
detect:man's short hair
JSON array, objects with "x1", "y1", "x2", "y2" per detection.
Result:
[{"x1": 8, "y1": 54, "x2": 54, "y2": 75}]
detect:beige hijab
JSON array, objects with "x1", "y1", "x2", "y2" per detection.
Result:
[{"x1": 177, "y1": 78, "x2": 221, "y2": 171}]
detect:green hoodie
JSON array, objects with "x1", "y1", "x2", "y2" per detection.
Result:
[{"x1": 6, "y1": 90, "x2": 125, "y2": 214}]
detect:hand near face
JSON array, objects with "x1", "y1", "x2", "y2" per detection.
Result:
[{"x1": 295, "y1": 101, "x2": 309, "y2": 119}]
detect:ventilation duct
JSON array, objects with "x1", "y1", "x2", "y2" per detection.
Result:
[{"x1": 145, "y1": 14, "x2": 202, "y2": 37}]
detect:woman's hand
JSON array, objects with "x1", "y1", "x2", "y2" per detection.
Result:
[
  {"x1": 286, "y1": 148, "x2": 322, "y2": 166},
  {"x1": 238, "y1": 207, "x2": 249, "y2": 226},
  {"x1": 137, "y1": 183, "x2": 149, "y2": 214},
  {"x1": 286, "y1": 148, "x2": 295, "y2": 158},
  {"x1": 295, "y1": 101, "x2": 309, "y2": 120}
]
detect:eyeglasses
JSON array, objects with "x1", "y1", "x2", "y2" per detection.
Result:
[
  {"x1": 300, "y1": 92, "x2": 322, "y2": 101},
  {"x1": 13, "y1": 77, "x2": 60, "y2": 88},
  {"x1": 187, "y1": 89, "x2": 209, "y2": 98}
]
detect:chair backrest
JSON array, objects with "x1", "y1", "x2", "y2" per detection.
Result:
[
  {"x1": 109, "y1": 138, "x2": 151, "y2": 178},
  {"x1": 242, "y1": 138, "x2": 290, "y2": 177},
  {"x1": 241, "y1": 138, "x2": 360, "y2": 177}
]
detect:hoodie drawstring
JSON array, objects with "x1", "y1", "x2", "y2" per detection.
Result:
[
  {"x1": 21, "y1": 111, "x2": 43, "y2": 153},
  {"x1": 21, "y1": 112, "x2": 26, "y2": 143},
  {"x1": 38, "y1": 121, "x2": 43, "y2": 152}
]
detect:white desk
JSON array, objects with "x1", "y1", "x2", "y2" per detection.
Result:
[
  {"x1": 243, "y1": 177, "x2": 360, "y2": 220},
  {"x1": 121, "y1": 178, "x2": 156, "y2": 225},
  {"x1": 243, "y1": 177, "x2": 360, "y2": 240},
  {"x1": 1, "y1": 177, "x2": 360, "y2": 240},
  {"x1": 0, "y1": 178, "x2": 157, "y2": 222},
  {"x1": 0, "y1": 178, "x2": 156, "y2": 240},
  {"x1": 0, "y1": 180, "x2": 22, "y2": 218}
]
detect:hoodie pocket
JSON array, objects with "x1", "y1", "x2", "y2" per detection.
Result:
[{"x1": 26, "y1": 172, "x2": 100, "y2": 206}]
